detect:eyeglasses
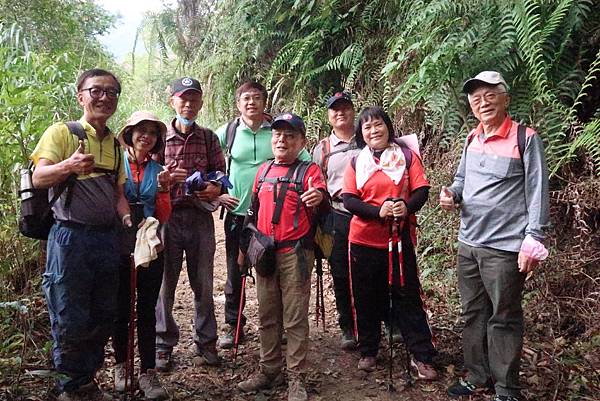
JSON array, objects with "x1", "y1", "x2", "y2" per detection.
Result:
[
  {"x1": 80, "y1": 87, "x2": 120, "y2": 99},
  {"x1": 468, "y1": 92, "x2": 506, "y2": 106}
]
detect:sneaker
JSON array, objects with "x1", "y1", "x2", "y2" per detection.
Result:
[
  {"x1": 357, "y1": 356, "x2": 376, "y2": 372},
  {"x1": 410, "y1": 359, "x2": 438, "y2": 380},
  {"x1": 238, "y1": 371, "x2": 284, "y2": 392},
  {"x1": 155, "y1": 349, "x2": 172, "y2": 372},
  {"x1": 287, "y1": 378, "x2": 308, "y2": 401},
  {"x1": 447, "y1": 378, "x2": 494, "y2": 397},
  {"x1": 139, "y1": 369, "x2": 169, "y2": 400},
  {"x1": 58, "y1": 381, "x2": 113, "y2": 401},
  {"x1": 491, "y1": 396, "x2": 521, "y2": 401},
  {"x1": 340, "y1": 329, "x2": 357, "y2": 351},
  {"x1": 218, "y1": 325, "x2": 244, "y2": 349},
  {"x1": 195, "y1": 344, "x2": 220, "y2": 366}
]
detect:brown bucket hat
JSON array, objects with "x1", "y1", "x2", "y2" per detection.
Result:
[{"x1": 118, "y1": 111, "x2": 167, "y2": 154}]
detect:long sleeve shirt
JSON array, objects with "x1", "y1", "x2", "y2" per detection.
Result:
[{"x1": 448, "y1": 116, "x2": 549, "y2": 252}]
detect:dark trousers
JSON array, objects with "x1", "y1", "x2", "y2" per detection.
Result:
[
  {"x1": 350, "y1": 234, "x2": 435, "y2": 362},
  {"x1": 43, "y1": 223, "x2": 119, "y2": 392},
  {"x1": 224, "y1": 213, "x2": 247, "y2": 328},
  {"x1": 328, "y1": 211, "x2": 353, "y2": 331},
  {"x1": 113, "y1": 253, "x2": 164, "y2": 372},
  {"x1": 458, "y1": 243, "x2": 524, "y2": 398}
]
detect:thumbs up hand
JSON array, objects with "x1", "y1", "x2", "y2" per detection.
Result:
[
  {"x1": 301, "y1": 176, "x2": 323, "y2": 207},
  {"x1": 68, "y1": 139, "x2": 95, "y2": 175},
  {"x1": 439, "y1": 186, "x2": 458, "y2": 211}
]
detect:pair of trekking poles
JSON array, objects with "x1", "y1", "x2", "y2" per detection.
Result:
[
  {"x1": 385, "y1": 201, "x2": 413, "y2": 392},
  {"x1": 348, "y1": 198, "x2": 413, "y2": 392},
  {"x1": 122, "y1": 255, "x2": 137, "y2": 400}
]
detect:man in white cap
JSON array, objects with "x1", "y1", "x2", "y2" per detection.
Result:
[{"x1": 440, "y1": 71, "x2": 549, "y2": 401}]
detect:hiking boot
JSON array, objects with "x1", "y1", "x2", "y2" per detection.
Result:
[
  {"x1": 357, "y1": 356, "x2": 376, "y2": 372},
  {"x1": 384, "y1": 323, "x2": 404, "y2": 344},
  {"x1": 138, "y1": 369, "x2": 169, "y2": 401},
  {"x1": 491, "y1": 396, "x2": 521, "y2": 401},
  {"x1": 340, "y1": 329, "x2": 357, "y2": 351},
  {"x1": 58, "y1": 381, "x2": 113, "y2": 401},
  {"x1": 238, "y1": 371, "x2": 284, "y2": 392},
  {"x1": 447, "y1": 377, "x2": 492, "y2": 397},
  {"x1": 218, "y1": 325, "x2": 244, "y2": 349},
  {"x1": 287, "y1": 378, "x2": 308, "y2": 401},
  {"x1": 194, "y1": 343, "x2": 220, "y2": 366},
  {"x1": 411, "y1": 359, "x2": 438, "y2": 380},
  {"x1": 155, "y1": 349, "x2": 172, "y2": 372}
]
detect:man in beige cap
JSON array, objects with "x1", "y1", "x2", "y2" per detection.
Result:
[{"x1": 440, "y1": 71, "x2": 549, "y2": 401}]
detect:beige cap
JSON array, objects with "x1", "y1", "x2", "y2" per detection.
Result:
[
  {"x1": 462, "y1": 71, "x2": 508, "y2": 94},
  {"x1": 118, "y1": 111, "x2": 167, "y2": 154}
]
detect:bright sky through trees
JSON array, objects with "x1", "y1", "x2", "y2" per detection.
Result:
[{"x1": 97, "y1": 0, "x2": 169, "y2": 61}]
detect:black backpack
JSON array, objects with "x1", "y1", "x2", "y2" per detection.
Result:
[{"x1": 18, "y1": 122, "x2": 121, "y2": 240}]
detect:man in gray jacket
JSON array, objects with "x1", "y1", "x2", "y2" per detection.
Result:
[{"x1": 440, "y1": 71, "x2": 549, "y2": 401}]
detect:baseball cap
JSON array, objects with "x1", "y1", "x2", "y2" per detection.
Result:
[
  {"x1": 462, "y1": 71, "x2": 509, "y2": 94},
  {"x1": 271, "y1": 112, "x2": 306, "y2": 136},
  {"x1": 170, "y1": 77, "x2": 202, "y2": 96},
  {"x1": 327, "y1": 92, "x2": 353, "y2": 108}
]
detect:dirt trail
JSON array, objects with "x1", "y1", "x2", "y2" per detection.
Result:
[{"x1": 136, "y1": 214, "x2": 463, "y2": 401}]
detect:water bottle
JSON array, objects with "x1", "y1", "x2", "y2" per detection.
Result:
[{"x1": 20, "y1": 167, "x2": 34, "y2": 201}]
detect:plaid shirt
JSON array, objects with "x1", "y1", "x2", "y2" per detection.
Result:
[{"x1": 159, "y1": 119, "x2": 226, "y2": 207}]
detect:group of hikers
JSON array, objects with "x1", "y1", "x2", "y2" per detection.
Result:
[{"x1": 30, "y1": 67, "x2": 549, "y2": 401}]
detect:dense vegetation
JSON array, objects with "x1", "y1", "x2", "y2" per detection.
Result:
[{"x1": 1, "y1": 0, "x2": 598, "y2": 399}]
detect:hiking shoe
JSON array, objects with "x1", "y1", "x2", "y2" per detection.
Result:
[
  {"x1": 447, "y1": 378, "x2": 494, "y2": 397},
  {"x1": 194, "y1": 344, "x2": 220, "y2": 366},
  {"x1": 155, "y1": 350, "x2": 172, "y2": 372},
  {"x1": 58, "y1": 381, "x2": 113, "y2": 401},
  {"x1": 238, "y1": 371, "x2": 284, "y2": 392},
  {"x1": 411, "y1": 359, "x2": 438, "y2": 380},
  {"x1": 357, "y1": 356, "x2": 376, "y2": 372},
  {"x1": 491, "y1": 396, "x2": 521, "y2": 401},
  {"x1": 340, "y1": 329, "x2": 357, "y2": 351},
  {"x1": 218, "y1": 325, "x2": 244, "y2": 349},
  {"x1": 287, "y1": 378, "x2": 308, "y2": 401},
  {"x1": 139, "y1": 369, "x2": 169, "y2": 400}
]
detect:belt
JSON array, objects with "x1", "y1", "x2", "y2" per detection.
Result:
[{"x1": 58, "y1": 221, "x2": 115, "y2": 232}]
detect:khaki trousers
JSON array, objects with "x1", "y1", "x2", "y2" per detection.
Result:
[{"x1": 256, "y1": 247, "x2": 313, "y2": 377}]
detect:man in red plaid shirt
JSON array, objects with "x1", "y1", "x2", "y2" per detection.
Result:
[{"x1": 154, "y1": 77, "x2": 226, "y2": 371}]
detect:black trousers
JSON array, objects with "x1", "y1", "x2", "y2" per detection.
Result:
[
  {"x1": 328, "y1": 210, "x2": 354, "y2": 331},
  {"x1": 224, "y1": 213, "x2": 247, "y2": 327},
  {"x1": 349, "y1": 232, "x2": 435, "y2": 362},
  {"x1": 113, "y1": 253, "x2": 164, "y2": 372}
]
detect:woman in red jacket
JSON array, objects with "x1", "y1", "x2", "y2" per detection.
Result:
[{"x1": 342, "y1": 106, "x2": 437, "y2": 380}]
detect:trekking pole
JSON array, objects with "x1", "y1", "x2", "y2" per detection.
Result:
[
  {"x1": 394, "y1": 217, "x2": 413, "y2": 388},
  {"x1": 232, "y1": 263, "x2": 253, "y2": 373},
  {"x1": 347, "y1": 246, "x2": 359, "y2": 343},
  {"x1": 386, "y1": 219, "x2": 396, "y2": 392},
  {"x1": 124, "y1": 254, "x2": 137, "y2": 400},
  {"x1": 314, "y1": 257, "x2": 325, "y2": 330}
]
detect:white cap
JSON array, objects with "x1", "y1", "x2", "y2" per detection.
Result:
[{"x1": 463, "y1": 71, "x2": 508, "y2": 93}]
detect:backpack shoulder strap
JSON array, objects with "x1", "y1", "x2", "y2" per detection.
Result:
[
  {"x1": 399, "y1": 145, "x2": 412, "y2": 169},
  {"x1": 517, "y1": 124, "x2": 526, "y2": 161},
  {"x1": 65, "y1": 121, "x2": 86, "y2": 141},
  {"x1": 270, "y1": 161, "x2": 300, "y2": 225},
  {"x1": 225, "y1": 117, "x2": 240, "y2": 176},
  {"x1": 291, "y1": 161, "x2": 312, "y2": 193}
]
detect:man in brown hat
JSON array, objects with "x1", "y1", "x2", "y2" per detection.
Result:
[
  {"x1": 154, "y1": 77, "x2": 226, "y2": 371},
  {"x1": 440, "y1": 71, "x2": 549, "y2": 401}
]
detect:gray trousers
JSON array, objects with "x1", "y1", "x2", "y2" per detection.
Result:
[
  {"x1": 155, "y1": 207, "x2": 217, "y2": 351},
  {"x1": 457, "y1": 242, "x2": 525, "y2": 398}
]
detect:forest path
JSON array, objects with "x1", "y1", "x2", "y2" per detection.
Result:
[{"x1": 132, "y1": 213, "x2": 464, "y2": 401}]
